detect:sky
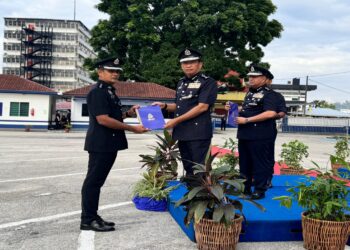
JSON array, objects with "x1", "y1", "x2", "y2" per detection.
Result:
[{"x1": 0, "y1": 0, "x2": 349, "y2": 103}]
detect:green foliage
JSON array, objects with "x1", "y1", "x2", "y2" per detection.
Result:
[
  {"x1": 333, "y1": 137, "x2": 350, "y2": 162},
  {"x1": 176, "y1": 150, "x2": 265, "y2": 227},
  {"x1": 312, "y1": 100, "x2": 336, "y2": 109},
  {"x1": 215, "y1": 138, "x2": 239, "y2": 178},
  {"x1": 132, "y1": 166, "x2": 176, "y2": 201},
  {"x1": 88, "y1": 0, "x2": 283, "y2": 87},
  {"x1": 274, "y1": 170, "x2": 350, "y2": 222},
  {"x1": 279, "y1": 140, "x2": 309, "y2": 169},
  {"x1": 139, "y1": 130, "x2": 180, "y2": 177}
]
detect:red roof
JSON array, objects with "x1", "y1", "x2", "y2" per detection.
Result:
[
  {"x1": 63, "y1": 81, "x2": 176, "y2": 100},
  {"x1": 0, "y1": 74, "x2": 56, "y2": 94}
]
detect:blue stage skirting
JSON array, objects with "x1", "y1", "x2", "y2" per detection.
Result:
[{"x1": 167, "y1": 176, "x2": 334, "y2": 242}]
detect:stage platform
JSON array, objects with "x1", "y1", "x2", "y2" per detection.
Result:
[{"x1": 167, "y1": 175, "x2": 347, "y2": 242}]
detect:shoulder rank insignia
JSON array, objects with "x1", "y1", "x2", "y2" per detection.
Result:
[{"x1": 200, "y1": 73, "x2": 209, "y2": 79}]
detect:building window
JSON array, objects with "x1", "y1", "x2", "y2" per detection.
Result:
[
  {"x1": 10, "y1": 102, "x2": 29, "y2": 116},
  {"x1": 82, "y1": 103, "x2": 89, "y2": 117},
  {"x1": 0, "y1": 102, "x2": 2, "y2": 116}
]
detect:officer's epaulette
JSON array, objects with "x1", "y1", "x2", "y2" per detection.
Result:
[
  {"x1": 200, "y1": 73, "x2": 209, "y2": 79},
  {"x1": 98, "y1": 83, "x2": 103, "y2": 88}
]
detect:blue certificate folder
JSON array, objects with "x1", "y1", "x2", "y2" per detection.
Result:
[{"x1": 136, "y1": 105, "x2": 165, "y2": 130}]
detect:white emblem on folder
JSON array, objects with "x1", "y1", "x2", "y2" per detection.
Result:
[{"x1": 147, "y1": 113, "x2": 155, "y2": 121}]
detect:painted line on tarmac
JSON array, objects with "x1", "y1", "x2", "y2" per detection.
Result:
[
  {"x1": 1, "y1": 156, "x2": 86, "y2": 164},
  {"x1": 0, "y1": 167, "x2": 139, "y2": 183},
  {"x1": 0, "y1": 201, "x2": 132, "y2": 230},
  {"x1": 77, "y1": 231, "x2": 95, "y2": 250}
]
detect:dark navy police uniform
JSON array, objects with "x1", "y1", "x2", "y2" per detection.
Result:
[
  {"x1": 81, "y1": 80, "x2": 128, "y2": 224},
  {"x1": 172, "y1": 73, "x2": 217, "y2": 175},
  {"x1": 237, "y1": 85, "x2": 277, "y2": 194}
]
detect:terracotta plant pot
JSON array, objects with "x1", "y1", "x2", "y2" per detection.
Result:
[
  {"x1": 280, "y1": 167, "x2": 305, "y2": 175},
  {"x1": 302, "y1": 212, "x2": 350, "y2": 250},
  {"x1": 194, "y1": 216, "x2": 243, "y2": 250}
]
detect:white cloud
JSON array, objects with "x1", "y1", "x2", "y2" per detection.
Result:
[{"x1": 265, "y1": 0, "x2": 350, "y2": 102}]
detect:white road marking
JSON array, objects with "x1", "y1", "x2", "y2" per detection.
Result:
[
  {"x1": 0, "y1": 167, "x2": 139, "y2": 183},
  {"x1": 77, "y1": 231, "x2": 95, "y2": 250},
  {"x1": 0, "y1": 156, "x2": 86, "y2": 164},
  {"x1": 0, "y1": 201, "x2": 132, "y2": 230}
]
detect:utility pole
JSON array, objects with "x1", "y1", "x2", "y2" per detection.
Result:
[
  {"x1": 74, "y1": 0, "x2": 76, "y2": 20},
  {"x1": 303, "y1": 75, "x2": 309, "y2": 116}
]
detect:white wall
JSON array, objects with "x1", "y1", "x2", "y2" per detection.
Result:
[
  {"x1": 71, "y1": 97, "x2": 89, "y2": 128},
  {"x1": 0, "y1": 93, "x2": 53, "y2": 128},
  {"x1": 70, "y1": 97, "x2": 170, "y2": 129}
]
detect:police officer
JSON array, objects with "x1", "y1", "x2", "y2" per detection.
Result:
[
  {"x1": 153, "y1": 48, "x2": 217, "y2": 176},
  {"x1": 266, "y1": 79, "x2": 287, "y2": 188},
  {"x1": 81, "y1": 57, "x2": 148, "y2": 232},
  {"x1": 236, "y1": 65, "x2": 281, "y2": 200}
]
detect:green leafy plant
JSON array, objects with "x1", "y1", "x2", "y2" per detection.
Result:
[
  {"x1": 132, "y1": 166, "x2": 176, "y2": 201},
  {"x1": 139, "y1": 129, "x2": 180, "y2": 177},
  {"x1": 274, "y1": 164, "x2": 350, "y2": 222},
  {"x1": 279, "y1": 140, "x2": 309, "y2": 169},
  {"x1": 333, "y1": 137, "x2": 350, "y2": 163},
  {"x1": 175, "y1": 151, "x2": 265, "y2": 227},
  {"x1": 215, "y1": 138, "x2": 239, "y2": 178}
]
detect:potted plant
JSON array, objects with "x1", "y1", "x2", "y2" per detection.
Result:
[
  {"x1": 279, "y1": 140, "x2": 309, "y2": 175},
  {"x1": 132, "y1": 165, "x2": 176, "y2": 212},
  {"x1": 64, "y1": 123, "x2": 72, "y2": 133},
  {"x1": 331, "y1": 137, "x2": 350, "y2": 170},
  {"x1": 330, "y1": 155, "x2": 350, "y2": 180},
  {"x1": 214, "y1": 138, "x2": 239, "y2": 179},
  {"x1": 175, "y1": 151, "x2": 265, "y2": 249},
  {"x1": 24, "y1": 125, "x2": 32, "y2": 132},
  {"x1": 274, "y1": 168, "x2": 350, "y2": 250},
  {"x1": 139, "y1": 129, "x2": 180, "y2": 179}
]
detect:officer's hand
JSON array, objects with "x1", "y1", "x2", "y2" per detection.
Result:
[
  {"x1": 131, "y1": 125, "x2": 149, "y2": 133},
  {"x1": 128, "y1": 105, "x2": 140, "y2": 116},
  {"x1": 235, "y1": 117, "x2": 247, "y2": 125},
  {"x1": 151, "y1": 102, "x2": 166, "y2": 109},
  {"x1": 164, "y1": 119, "x2": 178, "y2": 129},
  {"x1": 224, "y1": 101, "x2": 230, "y2": 111}
]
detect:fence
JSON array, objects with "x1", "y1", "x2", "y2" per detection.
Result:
[{"x1": 281, "y1": 116, "x2": 350, "y2": 136}]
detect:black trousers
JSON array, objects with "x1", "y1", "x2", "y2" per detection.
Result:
[
  {"x1": 220, "y1": 119, "x2": 226, "y2": 130},
  {"x1": 81, "y1": 151, "x2": 118, "y2": 224},
  {"x1": 178, "y1": 139, "x2": 211, "y2": 175},
  {"x1": 238, "y1": 139, "x2": 274, "y2": 193}
]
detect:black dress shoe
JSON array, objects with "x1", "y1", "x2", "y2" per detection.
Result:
[
  {"x1": 80, "y1": 220, "x2": 115, "y2": 232},
  {"x1": 97, "y1": 216, "x2": 115, "y2": 227},
  {"x1": 251, "y1": 192, "x2": 265, "y2": 200}
]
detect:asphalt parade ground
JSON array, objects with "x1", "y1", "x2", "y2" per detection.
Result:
[{"x1": 0, "y1": 129, "x2": 349, "y2": 250}]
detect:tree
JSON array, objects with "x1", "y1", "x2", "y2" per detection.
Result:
[
  {"x1": 312, "y1": 100, "x2": 336, "y2": 109},
  {"x1": 88, "y1": 0, "x2": 283, "y2": 88}
]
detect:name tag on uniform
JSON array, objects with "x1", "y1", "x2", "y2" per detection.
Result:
[
  {"x1": 252, "y1": 93, "x2": 264, "y2": 98},
  {"x1": 188, "y1": 82, "x2": 201, "y2": 89}
]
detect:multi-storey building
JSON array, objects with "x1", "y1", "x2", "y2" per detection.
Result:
[{"x1": 3, "y1": 17, "x2": 95, "y2": 92}]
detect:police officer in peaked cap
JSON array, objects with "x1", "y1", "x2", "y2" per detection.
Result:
[
  {"x1": 81, "y1": 57, "x2": 148, "y2": 232},
  {"x1": 153, "y1": 48, "x2": 217, "y2": 177},
  {"x1": 235, "y1": 65, "x2": 286, "y2": 200}
]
